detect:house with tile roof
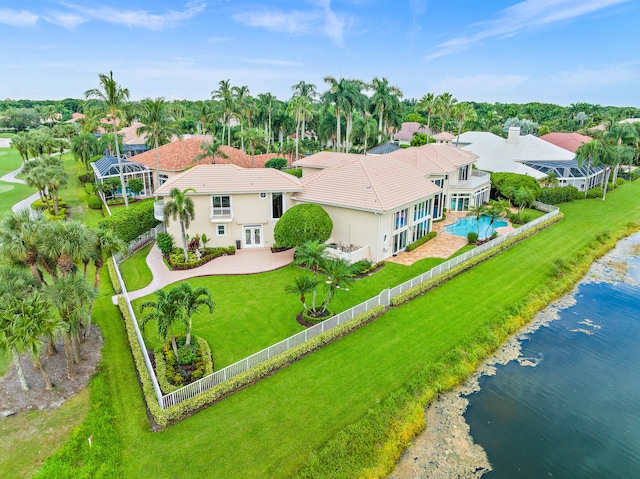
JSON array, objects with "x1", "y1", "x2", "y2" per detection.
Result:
[
  {"x1": 393, "y1": 122, "x2": 432, "y2": 145},
  {"x1": 457, "y1": 127, "x2": 605, "y2": 190},
  {"x1": 539, "y1": 132, "x2": 592, "y2": 153},
  {"x1": 153, "y1": 155, "x2": 444, "y2": 261},
  {"x1": 154, "y1": 164, "x2": 303, "y2": 250}
]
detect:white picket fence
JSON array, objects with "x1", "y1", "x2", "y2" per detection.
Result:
[
  {"x1": 113, "y1": 224, "x2": 166, "y2": 263},
  {"x1": 113, "y1": 204, "x2": 560, "y2": 409}
]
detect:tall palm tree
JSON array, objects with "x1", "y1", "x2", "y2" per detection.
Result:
[
  {"x1": 294, "y1": 240, "x2": 329, "y2": 310},
  {"x1": 163, "y1": 187, "x2": 196, "y2": 263},
  {"x1": 172, "y1": 283, "x2": 215, "y2": 346},
  {"x1": 85, "y1": 71, "x2": 132, "y2": 208},
  {"x1": 576, "y1": 139, "x2": 603, "y2": 198},
  {"x1": 236, "y1": 128, "x2": 267, "y2": 167},
  {"x1": 0, "y1": 209, "x2": 48, "y2": 287},
  {"x1": 322, "y1": 76, "x2": 355, "y2": 152},
  {"x1": 484, "y1": 199, "x2": 510, "y2": 238},
  {"x1": 137, "y1": 97, "x2": 183, "y2": 192},
  {"x1": 416, "y1": 93, "x2": 437, "y2": 133},
  {"x1": 292, "y1": 81, "x2": 318, "y2": 143},
  {"x1": 435, "y1": 92, "x2": 458, "y2": 132},
  {"x1": 452, "y1": 103, "x2": 477, "y2": 145},
  {"x1": 370, "y1": 77, "x2": 403, "y2": 144},
  {"x1": 287, "y1": 96, "x2": 306, "y2": 161},
  {"x1": 466, "y1": 204, "x2": 488, "y2": 236},
  {"x1": 140, "y1": 288, "x2": 188, "y2": 360},
  {"x1": 319, "y1": 258, "x2": 355, "y2": 314},
  {"x1": 232, "y1": 85, "x2": 251, "y2": 151},
  {"x1": 70, "y1": 132, "x2": 98, "y2": 170},
  {"x1": 211, "y1": 79, "x2": 234, "y2": 146},
  {"x1": 194, "y1": 139, "x2": 229, "y2": 165},
  {"x1": 257, "y1": 93, "x2": 276, "y2": 153},
  {"x1": 10, "y1": 131, "x2": 30, "y2": 162}
]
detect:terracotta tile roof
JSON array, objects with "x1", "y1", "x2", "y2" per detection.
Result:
[
  {"x1": 388, "y1": 143, "x2": 478, "y2": 175},
  {"x1": 433, "y1": 132, "x2": 455, "y2": 141},
  {"x1": 120, "y1": 122, "x2": 148, "y2": 145},
  {"x1": 293, "y1": 155, "x2": 440, "y2": 213},
  {"x1": 131, "y1": 138, "x2": 282, "y2": 171},
  {"x1": 154, "y1": 164, "x2": 303, "y2": 195},
  {"x1": 539, "y1": 132, "x2": 592, "y2": 153},
  {"x1": 393, "y1": 122, "x2": 432, "y2": 141}
]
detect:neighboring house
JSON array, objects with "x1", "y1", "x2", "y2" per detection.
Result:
[
  {"x1": 539, "y1": 132, "x2": 592, "y2": 153},
  {"x1": 433, "y1": 132, "x2": 455, "y2": 144},
  {"x1": 293, "y1": 142, "x2": 490, "y2": 218},
  {"x1": 393, "y1": 122, "x2": 432, "y2": 145},
  {"x1": 154, "y1": 164, "x2": 303, "y2": 249},
  {"x1": 457, "y1": 127, "x2": 605, "y2": 190},
  {"x1": 366, "y1": 141, "x2": 401, "y2": 155},
  {"x1": 132, "y1": 138, "x2": 283, "y2": 189}
]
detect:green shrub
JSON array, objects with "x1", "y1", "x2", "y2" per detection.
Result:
[
  {"x1": 78, "y1": 172, "x2": 94, "y2": 184},
  {"x1": 226, "y1": 245, "x2": 236, "y2": 255},
  {"x1": 265, "y1": 157, "x2": 288, "y2": 170},
  {"x1": 43, "y1": 207, "x2": 67, "y2": 221},
  {"x1": 616, "y1": 177, "x2": 625, "y2": 186},
  {"x1": 107, "y1": 257, "x2": 121, "y2": 294},
  {"x1": 491, "y1": 172, "x2": 542, "y2": 200},
  {"x1": 539, "y1": 185, "x2": 581, "y2": 204},
  {"x1": 350, "y1": 260, "x2": 373, "y2": 276},
  {"x1": 168, "y1": 247, "x2": 232, "y2": 269},
  {"x1": 274, "y1": 203, "x2": 333, "y2": 248},
  {"x1": 285, "y1": 168, "x2": 303, "y2": 178},
  {"x1": 586, "y1": 187, "x2": 604, "y2": 199},
  {"x1": 88, "y1": 195, "x2": 103, "y2": 210},
  {"x1": 156, "y1": 232, "x2": 174, "y2": 255},
  {"x1": 467, "y1": 232, "x2": 479, "y2": 244},
  {"x1": 31, "y1": 198, "x2": 67, "y2": 211},
  {"x1": 405, "y1": 231, "x2": 437, "y2": 252},
  {"x1": 98, "y1": 200, "x2": 160, "y2": 242}
]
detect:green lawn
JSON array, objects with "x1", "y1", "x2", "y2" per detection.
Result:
[
  {"x1": 19, "y1": 178, "x2": 640, "y2": 479},
  {"x1": 119, "y1": 243, "x2": 154, "y2": 292}
]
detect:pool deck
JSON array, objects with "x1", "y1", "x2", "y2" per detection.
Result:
[{"x1": 387, "y1": 211, "x2": 515, "y2": 266}]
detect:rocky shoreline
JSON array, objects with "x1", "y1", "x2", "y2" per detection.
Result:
[{"x1": 388, "y1": 234, "x2": 639, "y2": 479}]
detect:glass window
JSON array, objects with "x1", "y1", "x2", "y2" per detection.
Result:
[
  {"x1": 216, "y1": 225, "x2": 226, "y2": 236},
  {"x1": 271, "y1": 193, "x2": 284, "y2": 219},
  {"x1": 394, "y1": 208, "x2": 408, "y2": 231},
  {"x1": 392, "y1": 230, "x2": 407, "y2": 253},
  {"x1": 458, "y1": 165, "x2": 469, "y2": 181},
  {"x1": 413, "y1": 201, "x2": 428, "y2": 221},
  {"x1": 211, "y1": 196, "x2": 232, "y2": 217},
  {"x1": 412, "y1": 219, "x2": 429, "y2": 242}
]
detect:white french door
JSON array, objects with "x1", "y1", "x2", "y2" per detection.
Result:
[{"x1": 243, "y1": 225, "x2": 263, "y2": 248}]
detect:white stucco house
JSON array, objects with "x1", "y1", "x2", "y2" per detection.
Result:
[{"x1": 456, "y1": 127, "x2": 605, "y2": 191}]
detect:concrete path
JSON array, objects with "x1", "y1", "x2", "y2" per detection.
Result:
[
  {"x1": 1, "y1": 162, "x2": 41, "y2": 214},
  {"x1": 126, "y1": 244, "x2": 295, "y2": 300}
]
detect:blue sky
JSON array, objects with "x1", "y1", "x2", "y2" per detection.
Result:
[{"x1": 1, "y1": 0, "x2": 639, "y2": 106}]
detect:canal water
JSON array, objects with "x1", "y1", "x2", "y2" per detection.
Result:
[{"x1": 389, "y1": 233, "x2": 640, "y2": 479}]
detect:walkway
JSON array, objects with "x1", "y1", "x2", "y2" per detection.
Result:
[{"x1": 126, "y1": 244, "x2": 295, "y2": 300}]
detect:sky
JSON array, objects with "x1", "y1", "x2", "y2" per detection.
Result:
[{"x1": 1, "y1": 0, "x2": 639, "y2": 106}]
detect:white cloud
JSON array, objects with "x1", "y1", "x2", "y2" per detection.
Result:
[
  {"x1": 0, "y1": 8, "x2": 39, "y2": 27},
  {"x1": 425, "y1": 0, "x2": 631, "y2": 61},
  {"x1": 553, "y1": 62, "x2": 640, "y2": 88},
  {"x1": 59, "y1": 0, "x2": 206, "y2": 30},
  {"x1": 44, "y1": 11, "x2": 88, "y2": 29},
  {"x1": 232, "y1": 0, "x2": 351, "y2": 45}
]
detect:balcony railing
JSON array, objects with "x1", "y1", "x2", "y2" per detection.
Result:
[{"x1": 455, "y1": 170, "x2": 491, "y2": 190}]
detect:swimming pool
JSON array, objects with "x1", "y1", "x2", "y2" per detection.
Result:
[{"x1": 444, "y1": 215, "x2": 508, "y2": 239}]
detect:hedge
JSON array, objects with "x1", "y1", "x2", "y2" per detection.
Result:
[
  {"x1": 539, "y1": 185, "x2": 581, "y2": 204},
  {"x1": 405, "y1": 231, "x2": 437, "y2": 252},
  {"x1": 491, "y1": 172, "x2": 542, "y2": 200},
  {"x1": 155, "y1": 336, "x2": 214, "y2": 394},
  {"x1": 98, "y1": 201, "x2": 160, "y2": 243}
]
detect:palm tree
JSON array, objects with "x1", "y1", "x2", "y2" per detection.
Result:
[
  {"x1": 322, "y1": 76, "x2": 351, "y2": 151},
  {"x1": 466, "y1": 204, "x2": 488, "y2": 236},
  {"x1": 0, "y1": 209, "x2": 48, "y2": 287},
  {"x1": 294, "y1": 240, "x2": 329, "y2": 310},
  {"x1": 84, "y1": 71, "x2": 132, "y2": 208},
  {"x1": 137, "y1": 97, "x2": 183, "y2": 191},
  {"x1": 292, "y1": 81, "x2": 318, "y2": 143},
  {"x1": 539, "y1": 172, "x2": 559, "y2": 188},
  {"x1": 10, "y1": 131, "x2": 30, "y2": 162},
  {"x1": 576, "y1": 140, "x2": 603, "y2": 198},
  {"x1": 287, "y1": 97, "x2": 306, "y2": 161},
  {"x1": 285, "y1": 276, "x2": 319, "y2": 312},
  {"x1": 435, "y1": 92, "x2": 458, "y2": 132},
  {"x1": 370, "y1": 77, "x2": 403, "y2": 144},
  {"x1": 232, "y1": 85, "x2": 251, "y2": 151},
  {"x1": 484, "y1": 199, "x2": 510, "y2": 238},
  {"x1": 319, "y1": 258, "x2": 355, "y2": 314},
  {"x1": 172, "y1": 283, "x2": 214, "y2": 346},
  {"x1": 257, "y1": 93, "x2": 276, "y2": 153},
  {"x1": 163, "y1": 187, "x2": 196, "y2": 263},
  {"x1": 416, "y1": 93, "x2": 437, "y2": 133},
  {"x1": 194, "y1": 139, "x2": 229, "y2": 165},
  {"x1": 452, "y1": 103, "x2": 477, "y2": 145},
  {"x1": 211, "y1": 79, "x2": 234, "y2": 146},
  {"x1": 140, "y1": 289, "x2": 188, "y2": 360},
  {"x1": 70, "y1": 132, "x2": 98, "y2": 170},
  {"x1": 236, "y1": 128, "x2": 267, "y2": 167},
  {"x1": 39, "y1": 220, "x2": 96, "y2": 279}
]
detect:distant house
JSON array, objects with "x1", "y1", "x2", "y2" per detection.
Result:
[
  {"x1": 366, "y1": 141, "x2": 401, "y2": 155},
  {"x1": 393, "y1": 122, "x2": 432, "y2": 145},
  {"x1": 91, "y1": 156, "x2": 152, "y2": 198},
  {"x1": 457, "y1": 127, "x2": 605, "y2": 191},
  {"x1": 539, "y1": 132, "x2": 592, "y2": 153}
]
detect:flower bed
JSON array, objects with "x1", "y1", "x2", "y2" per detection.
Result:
[{"x1": 167, "y1": 246, "x2": 235, "y2": 270}]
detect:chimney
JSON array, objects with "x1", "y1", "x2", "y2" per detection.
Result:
[{"x1": 507, "y1": 126, "x2": 520, "y2": 144}]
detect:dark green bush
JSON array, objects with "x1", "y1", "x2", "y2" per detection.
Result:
[
  {"x1": 491, "y1": 172, "x2": 542, "y2": 200},
  {"x1": 539, "y1": 185, "x2": 581, "y2": 204},
  {"x1": 285, "y1": 168, "x2": 303, "y2": 178},
  {"x1": 350, "y1": 260, "x2": 373, "y2": 276},
  {"x1": 88, "y1": 195, "x2": 102, "y2": 210},
  {"x1": 265, "y1": 157, "x2": 288, "y2": 170},
  {"x1": 156, "y1": 232, "x2": 174, "y2": 255},
  {"x1": 78, "y1": 172, "x2": 94, "y2": 184},
  {"x1": 467, "y1": 232, "x2": 479, "y2": 244},
  {"x1": 274, "y1": 203, "x2": 333, "y2": 248},
  {"x1": 168, "y1": 246, "x2": 232, "y2": 269},
  {"x1": 616, "y1": 177, "x2": 625, "y2": 186},
  {"x1": 98, "y1": 200, "x2": 160, "y2": 242},
  {"x1": 405, "y1": 231, "x2": 437, "y2": 252},
  {"x1": 586, "y1": 187, "x2": 604, "y2": 199},
  {"x1": 31, "y1": 198, "x2": 67, "y2": 210}
]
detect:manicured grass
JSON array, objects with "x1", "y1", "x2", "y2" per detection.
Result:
[
  {"x1": 119, "y1": 244, "x2": 154, "y2": 292},
  {"x1": 0, "y1": 390, "x2": 91, "y2": 479},
  {"x1": 57, "y1": 152, "x2": 105, "y2": 226},
  {"x1": 0, "y1": 181, "x2": 35, "y2": 217},
  {"x1": 33, "y1": 180, "x2": 640, "y2": 479},
  {"x1": 0, "y1": 146, "x2": 23, "y2": 175}
]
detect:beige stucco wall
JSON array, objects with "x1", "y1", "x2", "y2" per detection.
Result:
[{"x1": 161, "y1": 191, "x2": 296, "y2": 249}]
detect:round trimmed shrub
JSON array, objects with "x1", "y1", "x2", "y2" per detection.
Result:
[
  {"x1": 274, "y1": 203, "x2": 333, "y2": 248},
  {"x1": 88, "y1": 195, "x2": 103, "y2": 210},
  {"x1": 156, "y1": 232, "x2": 174, "y2": 255},
  {"x1": 264, "y1": 157, "x2": 288, "y2": 170}
]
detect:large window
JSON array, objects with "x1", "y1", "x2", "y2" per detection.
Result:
[
  {"x1": 413, "y1": 201, "x2": 428, "y2": 221},
  {"x1": 412, "y1": 219, "x2": 430, "y2": 242},
  {"x1": 458, "y1": 165, "x2": 469, "y2": 182},
  {"x1": 450, "y1": 194, "x2": 470, "y2": 212},
  {"x1": 392, "y1": 230, "x2": 408, "y2": 253},
  {"x1": 393, "y1": 208, "x2": 408, "y2": 231},
  {"x1": 211, "y1": 195, "x2": 232, "y2": 217},
  {"x1": 271, "y1": 193, "x2": 284, "y2": 219}
]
